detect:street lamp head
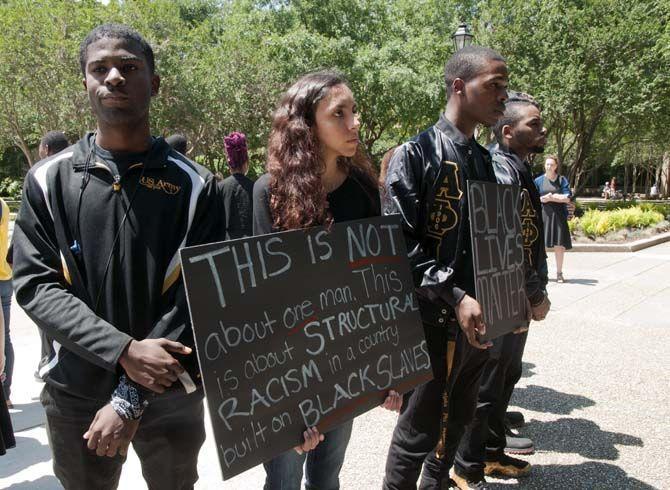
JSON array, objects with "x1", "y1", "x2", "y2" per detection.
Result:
[{"x1": 452, "y1": 22, "x2": 474, "y2": 51}]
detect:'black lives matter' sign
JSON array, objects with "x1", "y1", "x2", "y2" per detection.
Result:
[
  {"x1": 180, "y1": 216, "x2": 431, "y2": 480},
  {"x1": 468, "y1": 181, "x2": 527, "y2": 341}
]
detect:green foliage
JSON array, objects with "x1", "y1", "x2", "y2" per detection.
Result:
[
  {"x1": 577, "y1": 199, "x2": 670, "y2": 217},
  {"x1": 0, "y1": 0, "x2": 667, "y2": 181},
  {"x1": 474, "y1": 0, "x2": 668, "y2": 189},
  {"x1": 570, "y1": 206, "x2": 665, "y2": 236},
  {"x1": 0, "y1": 177, "x2": 23, "y2": 199}
]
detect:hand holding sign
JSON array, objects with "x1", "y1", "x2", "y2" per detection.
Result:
[
  {"x1": 294, "y1": 427, "x2": 324, "y2": 455},
  {"x1": 455, "y1": 294, "x2": 492, "y2": 349}
]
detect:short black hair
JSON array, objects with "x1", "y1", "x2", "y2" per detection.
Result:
[
  {"x1": 444, "y1": 45, "x2": 506, "y2": 96},
  {"x1": 40, "y1": 131, "x2": 69, "y2": 154},
  {"x1": 79, "y1": 23, "x2": 155, "y2": 75},
  {"x1": 166, "y1": 134, "x2": 188, "y2": 154},
  {"x1": 492, "y1": 91, "x2": 540, "y2": 143}
]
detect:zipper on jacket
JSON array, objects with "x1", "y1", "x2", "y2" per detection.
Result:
[{"x1": 92, "y1": 161, "x2": 143, "y2": 191}]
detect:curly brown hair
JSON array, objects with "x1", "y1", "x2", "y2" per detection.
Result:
[{"x1": 266, "y1": 70, "x2": 378, "y2": 231}]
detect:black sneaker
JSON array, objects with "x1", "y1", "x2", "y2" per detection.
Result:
[
  {"x1": 484, "y1": 454, "x2": 531, "y2": 477},
  {"x1": 505, "y1": 411, "x2": 525, "y2": 428},
  {"x1": 451, "y1": 471, "x2": 490, "y2": 490}
]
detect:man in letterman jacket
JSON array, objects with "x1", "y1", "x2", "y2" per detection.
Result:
[{"x1": 382, "y1": 46, "x2": 510, "y2": 489}]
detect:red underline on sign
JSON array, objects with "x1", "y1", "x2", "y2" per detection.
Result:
[
  {"x1": 287, "y1": 316, "x2": 318, "y2": 336},
  {"x1": 348, "y1": 255, "x2": 402, "y2": 269}
]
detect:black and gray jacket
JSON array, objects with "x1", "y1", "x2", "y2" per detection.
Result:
[
  {"x1": 491, "y1": 143, "x2": 548, "y2": 305},
  {"x1": 383, "y1": 114, "x2": 497, "y2": 342},
  {"x1": 13, "y1": 133, "x2": 223, "y2": 401}
]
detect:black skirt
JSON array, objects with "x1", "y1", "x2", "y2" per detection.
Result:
[
  {"x1": 542, "y1": 202, "x2": 572, "y2": 249},
  {"x1": 0, "y1": 386, "x2": 15, "y2": 455}
]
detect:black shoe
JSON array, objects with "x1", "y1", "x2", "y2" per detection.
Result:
[
  {"x1": 505, "y1": 411, "x2": 525, "y2": 428},
  {"x1": 451, "y1": 471, "x2": 490, "y2": 489},
  {"x1": 485, "y1": 454, "x2": 531, "y2": 477}
]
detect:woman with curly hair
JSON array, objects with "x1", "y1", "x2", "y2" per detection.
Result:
[{"x1": 253, "y1": 70, "x2": 401, "y2": 490}]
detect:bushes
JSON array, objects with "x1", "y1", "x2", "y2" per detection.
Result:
[
  {"x1": 0, "y1": 177, "x2": 22, "y2": 199},
  {"x1": 569, "y1": 206, "x2": 665, "y2": 237}
]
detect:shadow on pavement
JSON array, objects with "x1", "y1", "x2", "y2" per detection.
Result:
[
  {"x1": 523, "y1": 418, "x2": 643, "y2": 460},
  {"x1": 0, "y1": 435, "x2": 52, "y2": 478},
  {"x1": 9, "y1": 401, "x2": 45, "y2": 432},
  {"x1": 564, "y1": 278, "x2": 599, "y2": 286},
  {"x1": 511, "y1": 385, "x2": 595, "y2": 414},
  {"x1": 521, "y1": 362, "x2": 536, "y2": 379},
  {"x1": 488, "y1": 461, "x2": 655, "y2": 489},
  {"x1": 4, "y1": 475, "x2": 61, "y2": 489}
]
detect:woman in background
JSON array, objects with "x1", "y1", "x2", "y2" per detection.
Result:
[
  {"x1": 253, "y1": 70, "x2": 401, "y2": 490},
  {"x1": 534, "y1": 155, "x2": 572, "y2": 283}
]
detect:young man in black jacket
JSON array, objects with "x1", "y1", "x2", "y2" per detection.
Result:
[
  {"x1": 12, "y1": 24, "x2": 223, "y2": 489},
  {"x1": 382, "y1": 46, "x2": 509, "y2": 489},
  {"x1": 450, "y1": 92, "x2": 551, "y2": 488}
]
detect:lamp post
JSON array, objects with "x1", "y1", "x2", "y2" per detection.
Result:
[{"x1": 452, "y1": 22, "x2": 474, "y2": 51}]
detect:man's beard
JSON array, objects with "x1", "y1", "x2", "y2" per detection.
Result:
[{"x1": 529, "y1": 144, "x2": 545, "y2": 154}]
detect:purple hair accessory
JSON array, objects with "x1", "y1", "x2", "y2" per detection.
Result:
[{"x1": 224, "y1": 132, "x2": 248, "y2": 169}]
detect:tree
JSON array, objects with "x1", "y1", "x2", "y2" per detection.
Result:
[{"x1": 474, "y1": 0, "x2": 668, "y2": 192}]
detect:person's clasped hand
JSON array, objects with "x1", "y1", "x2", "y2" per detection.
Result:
[{"x1": 83, "y1": 404, "x2": 140, "y2": 458}]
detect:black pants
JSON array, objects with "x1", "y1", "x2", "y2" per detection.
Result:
[
  {"x1": 383, "y1": 329, "x2": 489, "y2": 490},
  {"x1": 452, "y1": 330, "x2": 528, "y2": 480},
  {"x1": 41, "y1": 384, "x2": 206, "y2": 490}
]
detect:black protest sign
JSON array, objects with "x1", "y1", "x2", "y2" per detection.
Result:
[
  {"x1": 180, "y1": 215, "x2": 431, "y2": 480},
  {"x1": 467, "y1": 181, "x2": 527, "y2": 341}
]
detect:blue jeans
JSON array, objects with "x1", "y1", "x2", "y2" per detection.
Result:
[
  {"x1": 263, "y1": 420, "x2": 353, "y2": 490},
  {"x1": 0, "y1": 279, "x2": 12, "y2": 399}
]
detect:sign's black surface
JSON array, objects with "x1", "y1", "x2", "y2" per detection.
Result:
[
  {"x1": 467, "y1": 181, "x2": 527, "y2": 341},
  {"x1": 180, "y1": 216, "x2": 432, "y2": 479}
]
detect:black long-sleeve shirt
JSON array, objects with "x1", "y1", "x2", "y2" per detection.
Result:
[
  {"x1": 252, "y1": 172, "x2": 380, "y2": 235},
  {"x1": 220, "y1": 173, "x2": 254, "y2": 239}
]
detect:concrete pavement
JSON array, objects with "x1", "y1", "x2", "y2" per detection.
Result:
[{"x1": 1, "y1": 243, "x2": 668, "y2": 489}]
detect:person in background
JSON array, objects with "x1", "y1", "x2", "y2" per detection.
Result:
[
  {"x1": 38, "y1": 131, "x2": 69, "y2": 160},
  {"x1": 378, "y1": 146, "x2": 398, "y2": 191},
  {"x1": 534, "y1": 155, "x2": 572, "y2": 283},
  {"x1": 0, "y1": 198, "x2": 12, "y2": 406},
  {"x1": 602, "y1": 181, "x2": 611, "y2": 199},
  {"x1": 221, "y1": 131, "x2": 254, "y2": 239},
  {"x1": 0, "y1": 302, "x2": 16, "y2": 455},
  {"x1": 253, "y1": 70, "x2": 402, "y2": 490},
  {"x1": 610, "y1": 176, "x2": 617, "y2": 198},
  {"x1": 166, "y1": 133, "x2": 188, "y2": 155}
]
